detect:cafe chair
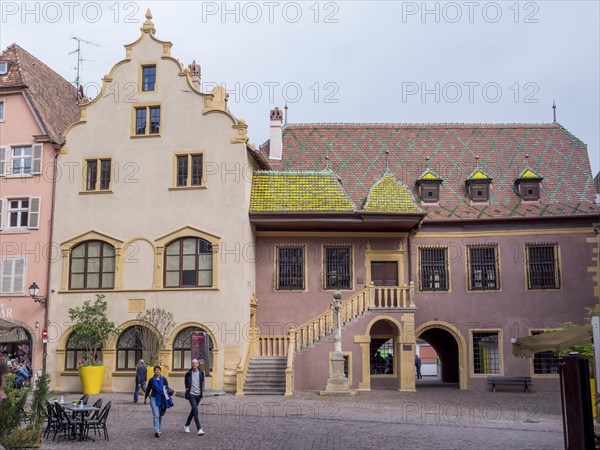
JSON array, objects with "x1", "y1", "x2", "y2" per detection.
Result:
[{"x1": 84, "y1": 400, "x2": 111, "y2": 441}]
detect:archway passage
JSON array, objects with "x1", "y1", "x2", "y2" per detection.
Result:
[
  {"x1": 369, "y1": 318, "x2": 399, "y2": 389},
  {"x1": 418, "y1": 327, "x2": 459, "y2": 385}
]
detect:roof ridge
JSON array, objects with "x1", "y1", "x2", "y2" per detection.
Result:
[
  {"x1": 12, "y1": 43, "x2": 74, "y2": 88},
  {"x1": 284, "y1": 122, "x2": 560, "y2": 128}
]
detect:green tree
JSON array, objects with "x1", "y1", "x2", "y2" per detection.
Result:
[{"x1": 68, "y1": 294, "x2": 118, "y2": 366}]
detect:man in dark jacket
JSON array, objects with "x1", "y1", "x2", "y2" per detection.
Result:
[
  {"x1": 134, "y1": 359, "x2": 147, "y2": 403},
  {"x1": 183, "y1": 358, "x2": 205, "y2": 435}
]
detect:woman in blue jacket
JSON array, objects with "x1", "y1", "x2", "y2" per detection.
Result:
[{"x1": 144, "y1": 366, "x2": 171, "y2": 437}]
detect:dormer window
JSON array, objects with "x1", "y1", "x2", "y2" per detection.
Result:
[
  {"x1": 515, "y1": 166, "x2": 543, "y2": 202},
  {"x1": 466, "y1": 180, "x2": 491, "y2": 203},
  {"x1": 417, "y1": 180, "x2": 442, "y2": 203},
  {"x1": 0, "y1": 62, "x2": 8, "y2": 76},
  {"x1": 519, "y1": 181, "x2": 541, "y2": 201}
]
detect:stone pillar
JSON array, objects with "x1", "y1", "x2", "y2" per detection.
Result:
[
  {"x1": 399, "y1": 313, "x2": 416, "y2": 392},
  {"x1": 320, "y1": 290, "x2": 355, "y2": 396}
]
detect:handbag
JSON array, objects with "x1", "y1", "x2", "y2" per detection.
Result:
[{"x1": 167, "y1": 387, "x2": 174, "y2": 397}]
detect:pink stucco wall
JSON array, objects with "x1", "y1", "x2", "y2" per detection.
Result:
[{"x1": 0, "y1": 91, "x2": 56, "y2": 372}]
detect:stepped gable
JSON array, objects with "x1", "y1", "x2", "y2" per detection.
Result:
[
  {"x1": 0, "y1": 44, "x2": 80, "y2": 145},
  {"x1": 259, "y1": 123, "x2": 600, "y2": 221}
]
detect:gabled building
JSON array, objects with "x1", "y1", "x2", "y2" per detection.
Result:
[
  {"x1": 47, "y1": 12, "x2": 269, "y2": 393},
  {"x1": 0, "y1": 44, "x2": 80, "y2": 372},
  {"x1": 242, "y1": 117, "x2": 600, "y2": 392}
]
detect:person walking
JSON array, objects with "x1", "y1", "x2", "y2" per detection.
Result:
[
  {"x1": 183, "y1": 358, "x2": 205, "y2": 436},
  {"x1": 415, "y1": 354, "x2": 422, "y2": 379},
  {"x1": 134, "y1": 359, "x2": 147, "y2": 403},
  {"x1": 144, "y1": 366, "x2": 171, "y2": 437}
]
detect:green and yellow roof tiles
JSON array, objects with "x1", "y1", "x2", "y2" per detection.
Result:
[
  {"x1": 363, "y1": 173, "x2": 423, "y2": 213},
  {"x1": 250, "y1": 171, "x2": 355, "y2": 212},
  {"x1": 466, "y1": 169, "x2": 492, "y2": 181},
  {"x1": 516, "y1": 168, "x2": 543, "y2": 180},
  {"x1": 418, "y1": 168, "x2": 443, "y2": 181}
]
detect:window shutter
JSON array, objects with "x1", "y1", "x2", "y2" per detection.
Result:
[
  {"x1": 1, "y1": 258, "x2": 13, "y2": 294},
  {"x1": 13, "y1": 258, "x2": 25, "y2": 293},
  {"x1": 32, "y1": 144, "x2": 43, "y2": 174},
  {"x1": 0, "y1": 146, "x2": 6, "y2": 176},
  {"x1": 0, "y1": 199, "x2": 3, "y2": 230},
  {"x1": 28, "y1": 197, "x2": 41, "y2": 229}
]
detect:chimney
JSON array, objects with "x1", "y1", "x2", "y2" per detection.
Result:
[
  {"x1": 269, "y1": 107, "x2": 283, "y2": 160},
  {"x1": 188, "y1": 60, "x2": 201, "y2": 89}
]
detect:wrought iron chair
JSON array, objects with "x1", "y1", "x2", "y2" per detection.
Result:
[{"x1": 84, "y1": 400, "x2": 112, "y2": 441}]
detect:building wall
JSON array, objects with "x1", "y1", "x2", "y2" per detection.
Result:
[
  {"x1": 255, "y1": 223, "x2": 597, "y2": 391},
  {"x1": 47, "y1": 27, "x2": 256, "y2": 393},
  {"x1": 0, "y1": 90, "x2": 56, "y2": 372}
]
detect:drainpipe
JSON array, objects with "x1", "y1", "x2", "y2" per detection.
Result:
[{"x1": 42, "y1": 147, "x2": 59, "y2": 372}]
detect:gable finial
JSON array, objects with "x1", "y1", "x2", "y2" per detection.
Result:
[
  {"x1": 552, "y1": 100, "x2": 557, "y2": 123},
  {"x1": 141, "y1": 8, "x2": 156, "y2": 34},
  {"x1": 425, "y1": 156, "x2": 430, "y2": 169},
  {"x1": 324, "y1": 152, "x2": 331, "y2": 171},
  {"x1": 284, "y1": 103, "x2": 288, "y2": 125},
  {"x1": 525, "y1": 153, "x2": 530, "y2": 168},
  {"x1": 475, "y1": 155, "x2": 479, "y2": 170}
]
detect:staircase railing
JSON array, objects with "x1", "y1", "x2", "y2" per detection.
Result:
[
  {"x1": 258, "y1": 335, "x2": 290, "y2": 356},
  {"x1": 284, "y1": 326, "x2": 296, "y2": 396}
]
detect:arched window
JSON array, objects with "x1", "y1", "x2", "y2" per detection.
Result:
[
  {"x1": 65, "y1": 332, "x2": 102, "y2": 370},
  {"x1": 164, "y1": 238, "x2": 213, "y2": 288},
  {"x1": 70, "y1": 240, "x2": 115, "y2": 289},
  {"x1": 172, "y1": 327, "x2": 213, "y2": 373},
  {"x1": 116, "y1": 326, "x2": 143, "y2": 370}
]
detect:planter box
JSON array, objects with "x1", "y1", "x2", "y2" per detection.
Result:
[{"x1": 79, "y1": 366, "x2": 106, "y2": 395}]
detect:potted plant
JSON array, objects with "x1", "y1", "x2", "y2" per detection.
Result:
[
  {"x1": 26, "y1": 370, "x2": 51, "y2": 446},
  {"x1": 0, "y1": 374, "x2": 40, "y2": 449},
  {"x1": 68, "y1": 294, "x2": 118, "y2": 394}
]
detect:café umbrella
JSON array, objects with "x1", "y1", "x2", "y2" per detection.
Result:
[{"x1": 512, "y1": 324, "x2": 592, "y2": 358}]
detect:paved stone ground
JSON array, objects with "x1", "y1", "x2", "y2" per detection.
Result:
[{"x1": 41, "y1": 385, "x2": 565, "y2": 449}]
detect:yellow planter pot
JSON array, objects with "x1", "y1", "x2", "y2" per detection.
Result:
[
  {"x1": 79, "y1": 366, "x2": 106, "y2": 395},
  {"x1": 591, "y1": 378, "x2": 596, "y2": 418}
]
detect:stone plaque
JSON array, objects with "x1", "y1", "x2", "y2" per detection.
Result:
[
  {"x1": 357, "y1": 277, "x2": 364, "y2": 284},
  {"x1": 128, "y1": 298, "x2": 146, "y2": 313},
  {"x1": 403, "y1": 344, "x2": 413, "y2": 351}
]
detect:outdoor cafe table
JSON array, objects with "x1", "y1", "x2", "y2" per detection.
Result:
[{"x1": 62, "y1": 403, "x2": 100, "y2": 441}]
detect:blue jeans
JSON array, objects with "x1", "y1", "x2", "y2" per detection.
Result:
[
  {"x1": 185, "y1": 395, "x2": 202, "y2": 430},
  {"x1": 134, "y1": 382, "x2": 146, "y2": 403},
  {"x1": 149, "y1": 396, "x2": 162, "y2": 433}
]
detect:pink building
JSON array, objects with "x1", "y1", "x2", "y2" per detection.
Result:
[{"x1": 0, "y1": 44, "x2": 80, "y2": 372}]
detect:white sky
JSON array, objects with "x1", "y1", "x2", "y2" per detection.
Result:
[{"x1": 2, "y1": 1, "x2": 599, "y2": 175}]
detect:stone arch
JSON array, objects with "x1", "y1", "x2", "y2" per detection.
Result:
[{"x1": 415, "y1": 320, "x2": 467, "y2": 390}]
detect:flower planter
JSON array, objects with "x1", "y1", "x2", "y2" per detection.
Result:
[{"x1": 79, "y1": 365, "x2": 106, "y2": 395}]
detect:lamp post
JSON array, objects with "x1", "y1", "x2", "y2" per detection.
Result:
[{"x1": 28, "y1": 282, "x2": 47, "y2": 307}]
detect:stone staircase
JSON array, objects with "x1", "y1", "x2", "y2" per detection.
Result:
[{"x1": 243, "y1": 356, "x2": 287, "y2": 395}]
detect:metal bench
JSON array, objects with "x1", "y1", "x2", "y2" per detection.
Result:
[{"x1": 487, "y1": 376, "x2": 532, "y2": 393}]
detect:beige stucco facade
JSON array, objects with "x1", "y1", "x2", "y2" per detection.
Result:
[{"x1": 47, "y1": 16, "x2": 257, "y2": 393}]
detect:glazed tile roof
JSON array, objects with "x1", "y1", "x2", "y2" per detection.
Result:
[
  {"x1": 250, "y1": 171, "x2": 354, "y2": 212},
  {"x1": 0, "y1": 44, "x2": 80, "y2": 144},
  {"x1": 517, "y1": 168, "x2": 543, "y2": 180},
  {"x1": 363, "y1": 172, "x2": 422, "y2": 213},
  {"x1": 466, "y1": 169, "x2": 492, "y2": 181},
  {"x1": 259, "y1": 123, "x2": 600, "y2": 221}
]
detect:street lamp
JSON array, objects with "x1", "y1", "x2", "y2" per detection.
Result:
[{"x1": 28, "y1": 282, "x2": 47, "y2": 307}]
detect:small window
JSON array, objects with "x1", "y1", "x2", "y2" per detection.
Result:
[
  {"x1": 142, "y1": 65, "x2": 156, "y2": 91},
  {"x1": 419, "y1": 247, "x2": 448, "y2": 291},
  {"x1": 0, "y1": 102, "x2": 4, "y2": 120},
  {"x1": 467, "y1": 244, "x2": 499, "y2": 291},
  {"x1": 85, "y1": 159, "x2": 112, "y2": 191},
  {"x1": 472, "y1": 331, "x2": 500, "y2": 374},
  {"x1": 175, "y1": 154, "x2": 203, "y2": 187},
  {"x1": 526, "y1": 244, "x2": 560, "y2": 290},
  {"x1": 0, "y1": 62, "x2": 8, "y2": 76},
  {"x1": 0, "y1": 257, "x2": 25, "y2": 294},
  {"x1": 468, "y1": 183, "x2": 489, "y2": 202},
  {"x1": 324, "y1": 246, "x2": 352, "y2": 290},
  {"x1": 276, "y1": 245, "x2": 305, "y2": 291},
  {"x1": 531, "y1": 331, "x2": 560, "y2": 375},
  {"x1": 12, "y1": 147, "x2": 33, "y2": 175},
  {"x1": 134, "y1": 105, "x2": 160, "y2": 135},
  {"x1": 420, "y1": 183, "x2": 440, "y2": 203},
  {"x1": 519, "y1": 181, "x2": 541, "y2": 201}
]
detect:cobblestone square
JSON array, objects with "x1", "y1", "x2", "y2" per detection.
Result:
[{"x1": 41, "y1": 386, "x2": 564, "y2": 449}]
